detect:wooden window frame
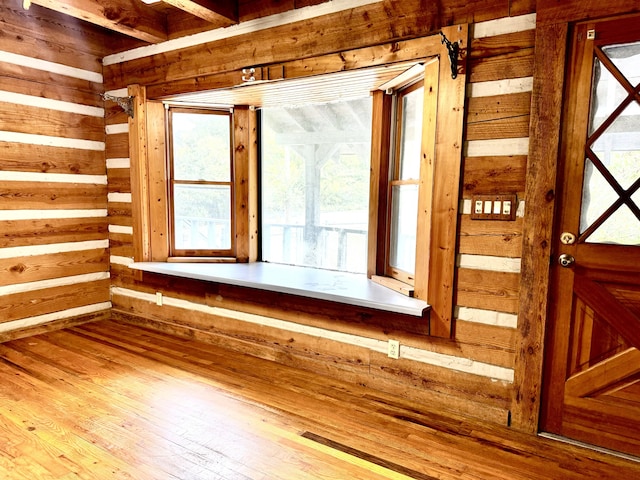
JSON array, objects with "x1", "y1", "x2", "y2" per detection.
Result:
[
  {"x1": 130, "y1": 25, "x2": 467, "y2": 337},
  {"x1": 385, "y1": 77, "x2": 426, "y2": 287},
  {"x1": 166, "y1": 106, "x2": 235, "y2": 258},
  {"x1": 129, "y1": 93, "x2": 258, "y2": 264},
  {"x1": 367, "y1": 40, "x2": 466, "y2": 338}
]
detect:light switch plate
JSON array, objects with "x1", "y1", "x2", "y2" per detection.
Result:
[{"x1": 470, "y1": 194, "x2": 517, "y2": 221}]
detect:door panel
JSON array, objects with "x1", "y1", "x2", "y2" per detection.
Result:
[{"x1": 542, "y1": 14, "x2": 640, "y2": 457}]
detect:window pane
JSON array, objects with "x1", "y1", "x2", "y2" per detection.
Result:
[
  {"x1": 172, "y1": 112, "x2": 231, "y2": 182},
  {"x1": 399, "y1": 86, "x2": 424, "y2": 180},
  {"x1": 261, "y1": 98, "x2": 372, "y2": 273},
  {"x1": 173, "y1": 184, "x2": 231, "y2": 250},
  {"x1": 389, "y1": 183, "x2": 418, "y2": 274}
]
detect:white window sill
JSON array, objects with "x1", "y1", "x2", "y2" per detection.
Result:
[{"x1": 128, "y1": 262, "x2": 429, "y2": 317}]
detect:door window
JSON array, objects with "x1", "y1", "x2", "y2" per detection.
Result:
[{"x1": 580, "y1": 41, "x2": 640, "y2": 245}]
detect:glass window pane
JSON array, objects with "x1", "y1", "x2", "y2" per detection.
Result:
[
  {"x1": 589, "y1": 58, "x2": 633, "y2": 134},
  {"x1": 587, "y1": 204, "x2": 640, "y2": 245},
  {"x1": 173, "y1": 184, "x2": 231, "y2": 250},
  {"x1": 261, "y1": 98, "x2": 372, "y2": 273},
  {"x1": 172, "y1": 112, "x2": 231, "y2": 182},
  {"x1": 591, "y1": 103, "x2": 640, "y2": 190},
  {"x1": 389, "y1": 184, "x2": 418, "y2": 274},
  {"x1": 602, "y1": 41, "x2": 640, "y2": 82},
  {"x1": 399, "y1": 86, "x2": 424, "y2": 180},
  {"x1": 580, "y1": 159, "x2": 619, "y2": 235}
]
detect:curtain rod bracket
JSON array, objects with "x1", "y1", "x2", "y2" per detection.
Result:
[
  {"x1": 101, "y1": 93, "x2": 134, "y2": 118},
  {"x1": 439, "y1": 32, "x2": 460, "y2": 79}
]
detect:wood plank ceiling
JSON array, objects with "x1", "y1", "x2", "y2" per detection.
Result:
[{"x1": 23, "y1": 0, "x2": 323, "y2": 44}]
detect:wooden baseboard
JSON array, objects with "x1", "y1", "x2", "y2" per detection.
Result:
[{"x1": 0, "y1": 310, "x2": 111, "y2": 344}]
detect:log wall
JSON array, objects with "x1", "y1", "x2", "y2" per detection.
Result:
[
  {"x1": 104, "y1": 1, "x2": 537, "y2": 427},
  {"x1": 0, "y1": 4, "x2": 111, "y2": 340}
]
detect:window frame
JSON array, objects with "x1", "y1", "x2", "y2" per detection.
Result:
[
  {"x1": 129, "y1": 25, "x2": 467, "y2": 337},
  {"x1": 386, "y1": 77, "x2": 426, "y2": 286},
  {"x1": 166, "y1": 106, "x2": 235, "y2": 258}
]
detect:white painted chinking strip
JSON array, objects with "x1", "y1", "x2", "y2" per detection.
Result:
[
  {"x1": 110, "y1": 255, "x2": 134, "y2": 266},
  {"x1": 106, "y1": 158, "x2": 131, "y2": 169},
  {"x1": 0, "y1": 171, "x2": 107, "y2": 185},
  {"x1": 0, "y1": 90, "x2": 104, "y2": 117},
  {"x1": 0, "y1": 240, "x2": 108, "y2": 259},
  {"x1": 108, "y1": 192, "x2": 132, "y2": 203},
  {"x1": 106, "y1": 124, "x2": 129, "y2": 135},
  {"x1": 0, "y1": 272, "x2": 110, "y2": 297},
  {"x1": 457, "y1": 254, "x2": 522, "y2": 273},
  {"x1": 465, "y1": 137, "x2": 530, "y2": 157},
  {"x1": 467, "y1": 77, "x2": 533, "y2": 98},
  {"x1": 455, "y1": 306, "x2": 518, "y2": 329},
  {"x1": 0, "y1": 131, "x2": 104, "y2": 151},
  {"x1": 108, "y1": 225, "x2": 133, "y2": 235},
  {"x1": 472, "y1": 13, "x2": 536, "y2": 39},
  {"x1": 0, "y1": 50, "x2": 103, "y2": 83},
  {"x1": 0, "y1": 209, "x2": 107, "y2": 221}
]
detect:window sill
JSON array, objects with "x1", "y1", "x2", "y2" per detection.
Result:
[{"x1": 128, "y1": 262, "x2": 430, "y2": 317}]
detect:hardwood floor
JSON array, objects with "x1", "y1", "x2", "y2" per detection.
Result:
[{"x1": 0, "y1": 320, "x2": 638, "y2": 479}]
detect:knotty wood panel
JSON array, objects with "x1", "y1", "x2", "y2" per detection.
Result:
[
  {"x1": 0, "y1": 2, "x2": 112, "y2": 339},
  {"x1": 0, "y1": 249, "x2": 109, "y2": 286},
  {"x1": 0, "y1": 103, "x2": 104, "y2": 141},
  {"x1": 462, "y1": 155, "x2": 527, "y2": 195},
  {"x1": 114, "y1": 294, "x2": 373, "y2": 377},
  {"x1": 469, "y1": 30, "x2": 536, "y2": 59},
  {"x1": 458, "y1": 216, "x2": 523, "y2": 258},
  {"x1": 106, "y1": 1, "x2": 527, "y2": 89},
  {"x1": 370, "y1": 351, "x2": 512, "y2": 408},
  {"x1": 113, "y1": 273, "x2": 430, "y2": 338},
  {"x1": 454, "y1": 320, "x2": 517, "y2": 365},
  {"x1": 466, "y1": 115, "x2": 531, "y2": 141},
  {"x1": 466, "y1": 92, "x2": 532, "y2": 124},
  {"x1": 109, "y1": 242, "x2": 134, "y2": 259},
  {"x1": 0, "y1": 5, "x2": 106, "y2": 71},
  {"x1": 468, "y1": 49, "x2": 534, "y2": 83},
  {"x1": 107, "y1": 168, "x2": 132, "y2": 193},
  {"x1": 0, "y1": 63, "x2": 103, "y2": 105},
  {"x1": 106, "y1": 132, "x2": 130, "y2": 159},
  {"x1": 105, "y1": 106, "x2": 130, "y2": 126},
  {"x1": 0, "y1": 182, "x2": 107, "y2": 210},
  {"x1": 456, "y1": 268, "x2": 520, "y2": 314},
  {"x1": 0, "y1": 141, "x2": 105, "y2": 175},
  {"x1": 108, "y1": 202, "x2": 132, "y2": 227},
  {"x1": 0, "y1": 279, "x2": 110, "y2": 324},
  {"x1": 536, "y1": 0, "x2": 640, "y2": 25},
  {"x1": 0, "y1": 217, "x2": 108, "y2": 248},
  {"x1": 114, "y1": 277, "x2": 514, "y2": 367}
]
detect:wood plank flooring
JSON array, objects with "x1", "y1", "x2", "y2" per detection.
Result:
[{"x1": 0, "y1": 320, "x2": 638, "y2": 479}]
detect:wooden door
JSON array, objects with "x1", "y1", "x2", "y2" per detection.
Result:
[{"x1": 541, "y1": 15, "x2": 640, "y2": 457}]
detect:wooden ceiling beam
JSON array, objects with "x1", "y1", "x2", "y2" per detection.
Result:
[
  {"x1": 161, "y1": 0, "x2": 237, "y2": 25},
  {"x1": 28, "y1": 0, "x2": 168, "y2": 43}
]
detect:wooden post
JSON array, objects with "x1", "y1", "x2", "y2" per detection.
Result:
[
  {"x1": 511, "y1": 22, "x2": 569, "y2": 434},
  {"x1": 128, "y1": 84, "x2": 151, "y2": 267},
  {"x1": 427, "y1": 24, "x2": 468, "y2": 338}
]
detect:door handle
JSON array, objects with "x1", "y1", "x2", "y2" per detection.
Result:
[{"x1": 558, "y1": 253, "x2": 575, "y2": 267}]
